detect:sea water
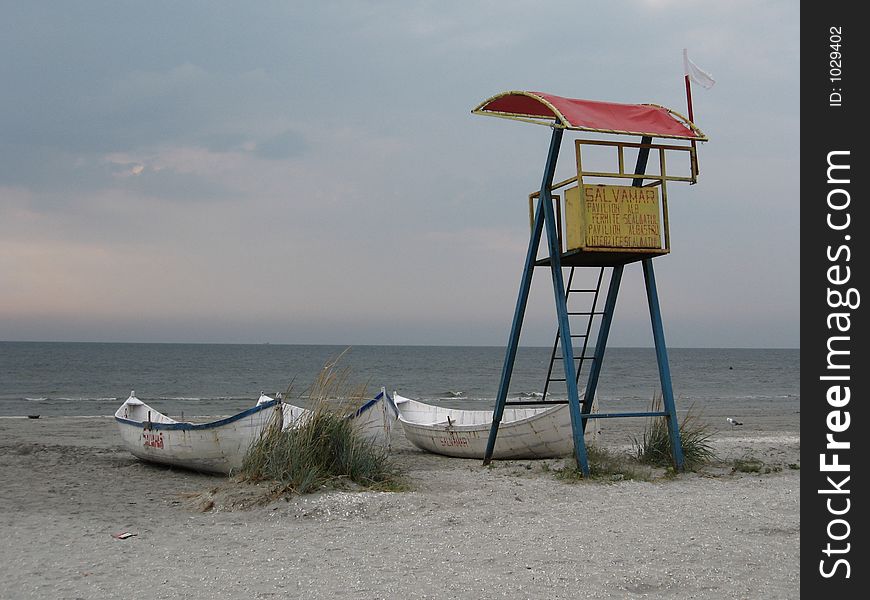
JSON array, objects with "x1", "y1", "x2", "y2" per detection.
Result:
[{"x1": 0, "y1": 342, "x2": 799, "y2": 424}]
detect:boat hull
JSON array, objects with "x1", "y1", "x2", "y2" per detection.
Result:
[
  {"x1": 115, "y1": 398, "x2": 283, "y2": 474},
  {"x1": 393, "y1": 394, "x2": 593, "y2": 460}
]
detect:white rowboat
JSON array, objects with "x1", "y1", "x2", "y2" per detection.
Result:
[
  {"x1": 115, "y1": 388, "x2": 397, "y2": 474},
  {"x1": 391, "y1": 392, "x2": 599, "y2": 460}
]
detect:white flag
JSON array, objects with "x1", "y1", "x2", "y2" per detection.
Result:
[{"x1": 683, "y1": 49, "x2": 715, "y2": 89}]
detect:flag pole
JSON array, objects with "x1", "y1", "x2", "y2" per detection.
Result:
[
  {"x1": 683, "y1": 55, "x2": 699, "y2": 180},
  {"x1": 684, "y1": 73, "x2": 695, "y2": 123}
]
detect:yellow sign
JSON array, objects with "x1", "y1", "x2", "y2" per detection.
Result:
[{"x1": 565, "y1": 184, "x2": 662, "y2": 250}]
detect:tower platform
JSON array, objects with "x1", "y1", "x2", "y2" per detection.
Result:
[{"x1": 535, "y1": 248, "x2": 668, "y2": 268}]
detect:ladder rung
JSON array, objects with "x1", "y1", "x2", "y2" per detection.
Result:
[
  {"x1": 583, "y1": 411, "x2": 670, "y2": 420},
  {"x1": 505, "y1": 400, "x2": 569, "y2": 406},
  {"x1": 544, "y1": 266, "x2": 606, "y2": 403}
]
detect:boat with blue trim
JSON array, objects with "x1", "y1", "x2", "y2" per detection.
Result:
[{"x1": 114, "y1": 388, "x2": 396, "y2": 474}]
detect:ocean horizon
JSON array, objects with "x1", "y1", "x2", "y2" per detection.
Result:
[{"x1": 1, "y1": 341, "x2": 799, "y2": 419}]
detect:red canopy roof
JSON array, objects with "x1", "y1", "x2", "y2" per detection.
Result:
[{"x1": 472, "y1": 91, "x2": 706, "y2": 141}]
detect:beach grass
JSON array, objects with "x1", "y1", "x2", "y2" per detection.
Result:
[
  {"x1": 551, "y1": 444, "x2": 657, "y2": 482},
  {"x1": 238, "y1": 356, "x2": 403, "y2": 496},
  {"x1": 732, "y1": 456, "x2": 764, "y2": 473},
  {"x1": 633, "y1": 396, "x2": 716, "y2": 470},
  {"x1": 731, "y1": 455, "x2": 784, "y2": 475}
]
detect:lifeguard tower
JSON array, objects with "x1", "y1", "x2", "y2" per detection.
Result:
[{"x1": 472, "y1": 91, "x2": 708, "y2": 476}]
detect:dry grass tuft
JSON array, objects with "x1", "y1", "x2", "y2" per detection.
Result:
[
  {"x1": 237, "y1": 354, "x2": 403, "y2": 497},
  {"x1": 633, "y1": 395, "x2": 716, "y2": 470}
]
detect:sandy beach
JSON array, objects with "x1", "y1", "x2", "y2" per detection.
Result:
[{"x1": 0, "y1": 413, "x2": 799, "y2": 600}]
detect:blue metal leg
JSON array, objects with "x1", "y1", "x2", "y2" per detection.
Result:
[
  {"x1": 484, "y1": 127, "x2": 563, "y2": 465},
  {"x1": 642, "y1": 259, "x2": 685, "y2": 471},
  {"x1": 539, "y1": 189, "x2": 588, "y2": 475}
]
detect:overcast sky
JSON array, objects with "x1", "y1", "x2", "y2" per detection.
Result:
[{"x1": 1, "y1": 1, "x2": 799, "y2": 347}]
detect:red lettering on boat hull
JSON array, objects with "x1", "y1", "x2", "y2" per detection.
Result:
[
  {"x1": 142, "y1": 431, "x2": 164, "y2": 449},
  {"x1": 438, "y1": 433, "x2": 469, "y2": 448}
]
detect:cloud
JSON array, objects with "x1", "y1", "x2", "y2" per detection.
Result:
[
  {"x1": 252, "y1": 130, "x2": 308, "y2": 160},
  {"x1": 0, "y1": 1, "x2": 800, "y2": 346}
]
